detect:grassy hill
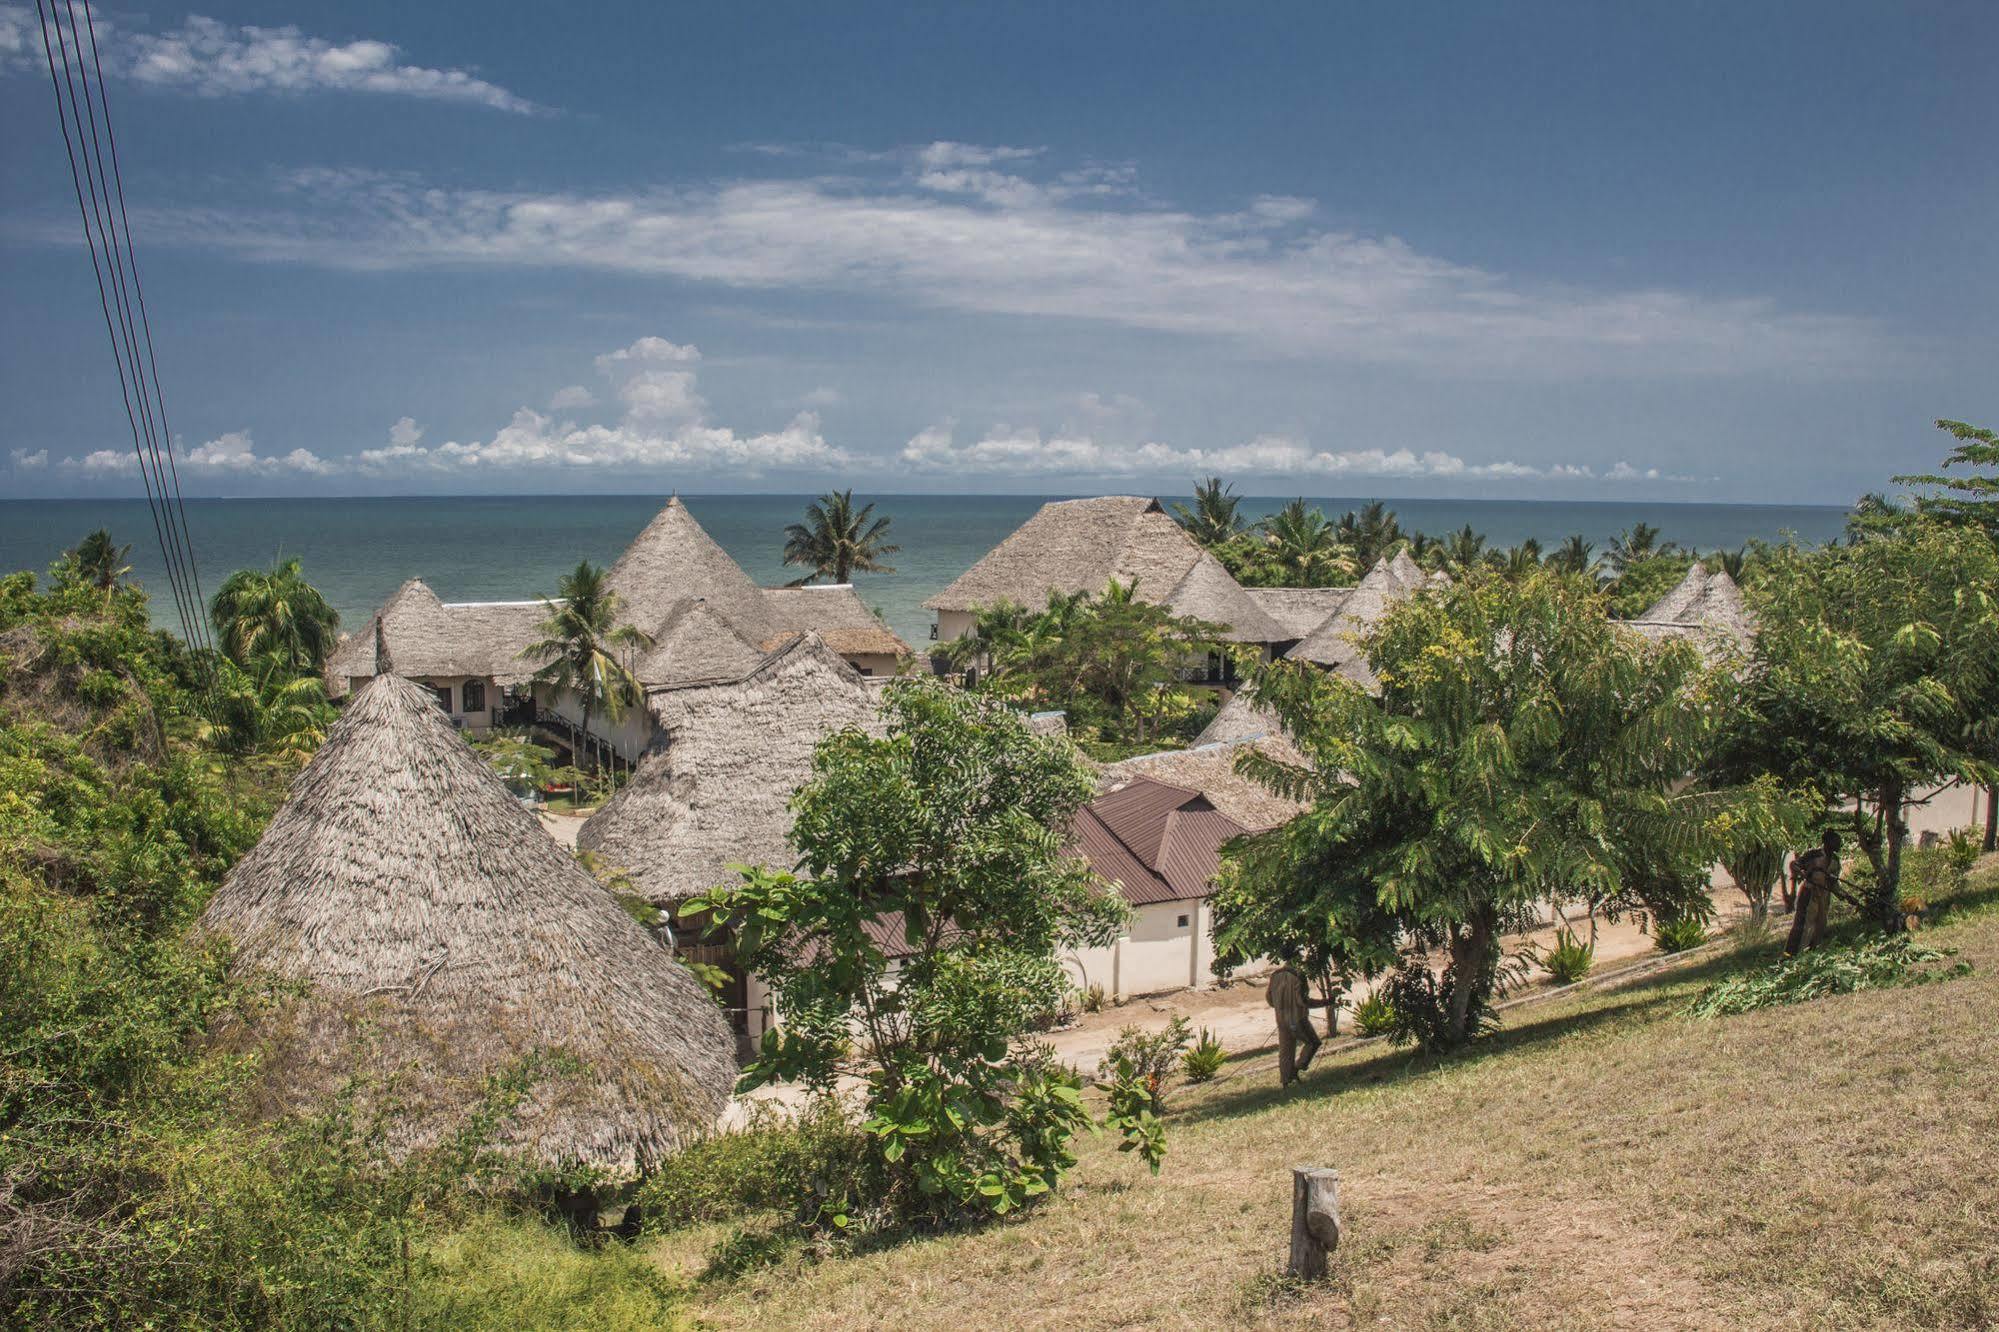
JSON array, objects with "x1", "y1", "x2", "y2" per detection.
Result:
[{"x1": 659, "y1": 867, "x2": 1999, "y2": 1331}]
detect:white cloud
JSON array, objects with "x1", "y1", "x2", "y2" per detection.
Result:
[
  {"x1": 357, "y1": 337, "x2": 850, "y2": 475},
  {"x1": 69, "y1": 449, "x2": 138, "y2": 475},
  {"x1": 0, "y1": 7, "x2": 539, "y2": 113},
  {"x1": 799, "y1": 385, "x2": 843, "y2": 407},
  {"x1": 897, "y1": 423, "x2": 1623, "y2": 483},
  {"x1": 547, "y1": 384, "x2": 596, "y2": 409},
  {"x1": 141, "y1": 152, "x2": 1882, "y2": 377},
  {"x1": 1606, "y1": 460, "x2": 1662, "y2": 481},
  {"x1": 8, "y1": 447, "x2": 47, "y2": 469}
]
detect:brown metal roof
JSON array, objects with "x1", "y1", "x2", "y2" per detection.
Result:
[{"x1": 1070, "y1": 775, "x2": 1247, "y2": 907}]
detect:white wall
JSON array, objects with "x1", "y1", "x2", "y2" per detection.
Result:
[
  {"x1": 535, "y1": 684, "x2": 656, "y2": 762},
  {"x1": 1062, "y1": 899, "x2": 1227, "y2": 1000},
  {"x1": 401, "y1": 674, "x2": 500, "y2": 734},
  {"x1": 934, "y1": 609, "x2": 975, "y2": 644}
]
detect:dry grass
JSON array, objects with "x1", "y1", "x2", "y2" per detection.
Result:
[{"x1": 660, "y1": 865, "x2": 1999, "y2": 1330}]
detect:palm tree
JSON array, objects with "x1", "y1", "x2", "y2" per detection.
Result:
[
  {"x1": 1606, "y1": 522, "x2": 1674, "y2": 574},
  {"x1": 1442, "y1": 524, "x2": 1487, "y2": 572},
  {"x1": 1546, "y1": 534, "x2": 1599, "y2": 579},
  {"x1": 210, "y1": 557, "x2": 341, "y2": 679},
  {"x1": 1172, "y1": 476, "x2": 1245, "y2": 547},
  {"x1": 1498, "y1": 539, "x2": 1544, "y2": 579},
  {"x1": 1336, "y1": 501, "x2": 1403, "y2": 568},
  {"x1": 1261, "y1": 500, "x2": 1353, "y2": 586},
  {"x1": 1706, "y1": 545, "x2": 1750, "y2": 581},
  {"x1": 519, "y1": 561, "x2": 654, "y2": 768},
  {"x1": 944, "y1": 599, "x2": 1032, "y2": 677},
  {"x1": 67, "y1": 529, "x2": 131, "y2": 601},
  {"x1": 783, "y1": 490, "x2": 899, "y2": 585}
]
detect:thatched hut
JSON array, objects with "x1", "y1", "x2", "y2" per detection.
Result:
[
  {"x1": 199, "y1": 673, "x2": 737, "y2": 1179},
  {"x1": 1284, "y1": 557, "x2": 1415, "y2": 685},
  {"x1": 1626, "y1": 564, "x2": 1756, "y2": 655}
]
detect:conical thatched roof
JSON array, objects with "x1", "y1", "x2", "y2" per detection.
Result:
[
  {"x1": 607, "y1": 497, "x2": 775, "y2": 646},
  {"x1": 1162, "y1": 549, "x2": 1291, "y2": 642},
  {"x1": 633, "y1": 598, "x2": 767, "y2": 686},
  {"x1": 1284, "y1": 557, "x2": 1412, "y2": 685},
  {"x1": 1193, "y1": 690, "x2": 1286, "y2": 746},
  {"x1": 325, "y1": 579, "x2": 545, "y2": 698},
  {"x1": 1387, "y1": 548, "x2": 1426, "y2": 591},
  {"x1": 200, "y1": 674, "x2": 737, "y2": 1177},
  {"x1": 1630, "y1": 564, "x2": 1755, "y2": 652},
  {"x1": 577, "y1": 633, "x2": 881, "y2": 903},
  {"x1": 762, "y1": 584, "x2": 911, "y2": 660},
  {"x1": 1243, "y1": 586, "x2": 1353, "y2": 641},
  {"x1": 1639, "y1": 564, "x2": 1708, "y2": 622}
]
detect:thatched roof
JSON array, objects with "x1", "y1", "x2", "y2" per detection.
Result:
[
  {"x1": 1193, "y1": 690, "x2": 1287, "y2": 747},
  {"x1": 1387, "y1": 548, "x2": 1427, "y2": 591},
  {"x1": 325, "y1": 580, "x2": 545, "y2": 698},
  {"x1": 1283, "y1": 558, "x2": 1412, "y2": 685},
  {"x1": 1243, "y1": 586, "x2": 1353, "y2": 641},
  {"x1": 1100, "y1": 736, "x2": 1307, "y2": 832},
  {"x1": 606, "y1": 497, "x2": 776, "y2": 647},
  {"x1": 198, "y1": 673, "x2": 737, "y2": 1177},
  {"x1": 633, "y1": 598, "x2": 766, "y2": 686},
  {"x1": 923, "y1": 496, "x2": 1288, "y2": 642},
  {"x1": 1631, "y1": 564, "x2": 1755, "y2": 652},
  {"x1": 576, "y1": 634, "x2": 880, "y2": 903},
  {"x1": 763, "y1": 584, "x2": 910, "y2": 660}
]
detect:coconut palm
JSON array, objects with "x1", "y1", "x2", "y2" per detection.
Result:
[
  {"x1": 1442, "y1": 524, "x2": 1488, "y2": 572},
  {"x1": 1546, "y1": 534, "x2": 1599, "y2": 579},
  {"x1": 1337, "y1": 501, "x2": 1402, "y2": 568},
  {"x1": 1706, "y1": 545, "x2": 1750, "y2": 581},
  {"x1": 1497, "y1": 539, "x2": 1544, "y2": 579},
  {"x1": 66, "y1": 529, "x2": 131, "y2": 600},
  {"x1": 520, "y1": 561, "x2": 654, "y2": 766},
  {"x1": 210, "y1": 557, "x2": 341, "y2": 679},
  {"x1": 783, "y1": 489, "x2": 899, "y2": 586},
  {"x1": 1261, "y1": 499, "x2": 1352, "y2": 586},
  {"x1": 1172, "y1": 476, "x2": 1246, "y2": 547},
  {"x1": 1606, "y1": 522, "x2": 1674, "y2": 574}
]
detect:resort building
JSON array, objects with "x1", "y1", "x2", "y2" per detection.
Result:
[
  {"x1": 326, "y1": 496, "x2": 911, "y2": 761},
  {"x1": 1624, "y1": 563, "x2": 1756, "y2": 654},
  {"x1": 198, "y1": 673, "x2": 738, "y2": 1179}
]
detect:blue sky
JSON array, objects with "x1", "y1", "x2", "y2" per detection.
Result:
[{"x1": 2, "y1": 1, "x2": 1992, "y2": 503}]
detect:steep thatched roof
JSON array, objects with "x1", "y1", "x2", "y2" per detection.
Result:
[
  {"x1": 633, "y1": 598, "x2": 766, "y2": 686},
  {"x1": 325, "y1": 580, "x2": 545, "y2": 698},
  {"x1": 763, "y1": 584, "x2": 910, "y2": 660},
  {"x1": 923, "y1": 496, "x2": 1287, "y2": 642},
  {"x1": 1387, "y1": 548, "x2": 1427, "y2": 591},
  {"x1": 198, "y1": 674, "x2": 737, "y2": 1177},
  {"x1": 606, "y1": 497, "x2": 775, "y2": 647},
  {"x1": 1100, "y1": 736, "x2": 1306, "y2": 832},
  {"x1": 577, "y1": 634, "x2": 880, "y2": 903},
  {"x1": 1630, "y1": 564, "x2": 1755, "y2": 653},
  {"x1": 1243, "y1": 586, "x2": 1353, "y2": 641},
  {"x1": 1193, "y1": 690, "x2": 1286, "y2": 747},
  {"x1": 1283, "y1": 558, "x2": 1412, "y2": 685}
]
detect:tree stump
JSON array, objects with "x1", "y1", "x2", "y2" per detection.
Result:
[{"x1": 1287, "y1": 1166, "x2": 1341, "y2": 1279}]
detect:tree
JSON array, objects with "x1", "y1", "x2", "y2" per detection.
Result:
[
  {"x1": 209, "y1": 557, "x2": 340, "y2": 679},
  {"x1": 1229, "y1": 569, "x2": 1783, "y2": 1048},
  {"x1": 65, "y1": 529, "x2": 131, "y2": 601},
  {"x1": 1260, "y1": 500, "x2": 1353, "y2": 587},
  {"x1": 1172, "y1": 476, "x2": 1246, "y2": 546},
  {"x1": 687, "y1": 682, "x2": 1138, "y2": 1224},
  {"x1": 1894, "y1": 419, "x2": 1999, "y2": 542},
  {"x1": 783, "y1": 489, "x2": 899, "y2": 585},
  {"x1": 519, "y1": 561, "x2": 654, "y2": 765},
  {"x1": 1546, "y1": 534, "x2": 1599, "y2": 580},
  {"x1": 1497, "y1": 539, "x2": 1543, "y2": 579},
  {"x1": 1718, "y1": 521, "x2": 1999, "y2": 928},
  {"x1": 1336, "y1": 501, "x2": 1402, "y2": 569},
  {"x1": 1441, "y1": 524, "x2": 1487, "y2": 573},
  {"x1": 1606, "y1": 522, "x2": 1674, "y2": 575},
  {"x1": 1607, "y1": 551, "x2": 1696, "y2": 619}
]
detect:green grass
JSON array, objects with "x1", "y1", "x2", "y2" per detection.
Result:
[{"x1": 650, "y1": 862, "x2": 1999, "y2": 1330}]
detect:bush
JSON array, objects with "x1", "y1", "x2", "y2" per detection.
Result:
[
  {"x1": 1540, "y1": 926, "x2": 1595, "y2": 984},
  {"x1": 1379, "y1": 956, "x2": 1501, "y2": 1051},
  {"x1": 637, "y1": 1098, "x2": 868, "y2": 1233},
  {"x1": 1897, "y1": 840, "x2": 1977, "y2": 916},
  {"x1": 1096, "y1": 1016, "x2": 1192, "y2": 1109},
  {"x1": 1180, "y1": 1028, "x2": 1225, "y2": 1083},
  {"x1": 1653, "y1": 914, "x2": 1708, "y2": 953},
  {"x1": 1689, "y1": 934, "x2": 1972, "y2": 1018},
  {"x1": 1351, "y1": 991, "x2": 1397, "y2": 1038}
]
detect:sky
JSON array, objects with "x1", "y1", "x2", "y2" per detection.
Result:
[{"x1": 1, "y1": 1, "x2": 1993, "y2": 504}]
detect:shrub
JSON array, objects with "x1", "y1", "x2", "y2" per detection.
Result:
[
  {"x1": 1689, "y1": 934, "x2": 1972, "y2": 1018},
  {"x1": 1180, "y1": 1027, "x2": 1225, "y2": 1083},
  {"x1": 1078, "y1": 981, "x2": 1109, "y2": 1013},
  {"x1": 1096, "y1": 1016, "x2": 1192, "y2": 1109},
  {"x1": 1379, "y1": 957, "x2": 1501, "y2": 1052},
  {"x1": 1100, "y1": 1056, "x2": 1167, "y2": 1175},
  {"x1": 1897, "y1": 840, "x2": 1976, "y2": 917},
  {"x1": 1653, "y1": 914, "x2": 1708, "y2": 953},
  {"x1": 1540, "y1": 926, "x2": 1595, "y2": 984},
  {"x1": 1351, "y1": 991, "x2": 1397, "y2": 1038},
  {"x1": 637, "y1": 1098, "x2": 869, "y2": 1233}
]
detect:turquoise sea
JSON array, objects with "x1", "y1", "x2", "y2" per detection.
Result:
[{"x1": 0, "y1": 494, "x2": 1849, "y2": 650}]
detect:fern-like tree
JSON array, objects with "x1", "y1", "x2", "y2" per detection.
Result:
[
  {"x1": 687, "y1": 682, "x2": 1133, "y2": 1223},
  {"x1": 1172, "y1": 476, "x2": 1246, "y2": 546},
  {"x1": 1226, "y1": 568, "x2": 1791, "y2": 1049},
  {"x1": 209, "y1": 556, "x2": 340, "y2": 679},
  {"x1": 519, "y1": 561, "x2": 654, "y2": 765},
  {"x1": 1712, "y1": 520, "x2": 1999, "y2": 923},
  {"x1": 1895, "y1": 419, "x2": 1999, "y2": 542},
  {"x1": 783, "y1": 489, "x2": 899, "y2": 585}
]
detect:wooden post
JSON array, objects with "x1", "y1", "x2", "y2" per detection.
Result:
[{"x1": 1287, "y1": 1166, "x2": 1341, "y2": 1279}]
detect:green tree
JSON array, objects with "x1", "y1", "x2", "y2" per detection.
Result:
[
  {"x1": 1230, "y1": 569, "x2": 1782, "y2": 1048},
  {"x1": 1606, "y1": 522, "x2": 1674, "y2": 574},
  {"x1": 519, "y1": 561, "x2": 654, "y2": 764},
  {"x1": 1717, "y1": 521, "x2": 1999, "y2": 927},
  {"x1": 208, "y1": 556, "x2": 341, "y2": 679},
  {"x1": 1172, "y1": 476, "x2": 1246, "y2": 546},
  {"x1": 1441, "y1": 524, "x2": 1488, "y2": 573},
  {"x1": 687, "y1": 682, "x2": 1136, "y2": 1224},
  {"x1": 1260, "y1": 500, "x2": 1353, "y2": 586},
  {"x1": 782, "y1": 489, "x2": 900, "y2": 586},
  {"x1": 1336, "y1": 500, "x2": 1402, "y2": 569},
  {"x1": 1894, "y1": 419, "x2": 1999, "y2": 542},
  {"x1": 1546, "y1": 534, "x2": 1599, "y2": 579},
  {"x1": 64, "y1": 528, "x2": 132, "y2": 601}
]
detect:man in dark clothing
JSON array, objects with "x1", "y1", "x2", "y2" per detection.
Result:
[{"x1": 1785, "y1": 830, "x2": 1842, "y2": 956}]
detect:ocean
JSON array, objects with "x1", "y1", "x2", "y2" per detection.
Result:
[{"x1": 0, "y1": 494, "x2": 1849, "y2": 650}]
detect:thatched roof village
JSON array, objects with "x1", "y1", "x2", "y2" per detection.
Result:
[{"x1": 199, "y1": 674, "x2": 738, "y2": 1177}]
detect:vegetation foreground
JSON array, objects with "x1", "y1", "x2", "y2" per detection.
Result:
[{"x1": 665, "y1": 867, "x2": 1999, "y2": 1330}]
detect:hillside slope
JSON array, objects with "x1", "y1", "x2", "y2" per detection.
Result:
[{"x1": 672, "y1": 871, "x2": 1999, "y2": 1331}]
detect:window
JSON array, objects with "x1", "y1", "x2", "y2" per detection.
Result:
[
  {"x1": 461, "y1": 680, "x2": 487, "y2": 714},
  {"x1": 428, "y1": 685, "x2": 452, "y2": 712},
  {"x1": 1177, "y1": 913, "x2": 1190, "y2": 929}
]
